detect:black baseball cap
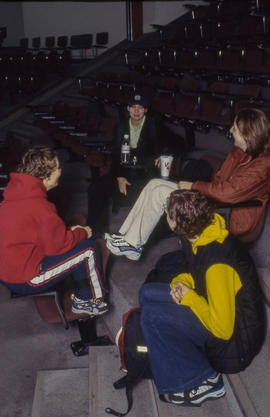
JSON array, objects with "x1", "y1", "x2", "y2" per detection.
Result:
[{"x1": 128, "y1": 92, "x2": 148, "y2": 108}]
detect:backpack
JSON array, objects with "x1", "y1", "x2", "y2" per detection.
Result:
[{"x1": 105, "y1": 308, "x2": 152, "y2": 416}]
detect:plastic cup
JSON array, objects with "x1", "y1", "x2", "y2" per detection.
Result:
[{"x1": 160, "y1": 155, "x2": 173, "y2": 179}]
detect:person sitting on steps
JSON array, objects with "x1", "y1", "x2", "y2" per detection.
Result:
[
  {"x1": 105, "y1": 107, "x2": 270, "y2": 260},
  {"x1": 0, "y1": 146, "x2": 108, "y2": 317},
  {"x1": 139, "y1": 189, "x2": 265, "y2": 407}
]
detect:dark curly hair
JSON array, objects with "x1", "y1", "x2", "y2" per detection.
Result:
[
  {"x1": 167, "y1": 189, "x2": 215, "y2": 239},
  {"x1": 16, "y1": 146, "x2": 58, "y2": 180}
]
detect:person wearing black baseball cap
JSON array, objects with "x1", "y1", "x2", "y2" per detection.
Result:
[
  {"x1": 128, "y1": 92, "x2": 148, "y2": 107},
  {"x1": 87, "y1": 91, "x2": 161, "y2": 234}
]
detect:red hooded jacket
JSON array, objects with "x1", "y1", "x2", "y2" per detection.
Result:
[{"x1": 0, "y1": 173, "x2": 87, "y2": 283}]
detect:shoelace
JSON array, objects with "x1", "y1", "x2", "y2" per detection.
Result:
[
  {"x1": 111, "y1": 234, "x2": 125, "y2": 242},
  {"x1": 92, "y1": 298, "x2": 105, "y2": 306}
]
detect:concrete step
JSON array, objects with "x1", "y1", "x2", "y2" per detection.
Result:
[
  {"x1": 31, "y1": 368, "x2": 88, "y2": 417},
  {"x1": 102, "y1": 218, "x2": 270, "y2": 417},
  {"x1": 228, "y1": 330, "x2": 270, "y2": 417},
  {"x1": 89, "y1": 346, "x2": 244, "y2": 417},
  {"x1": 103, "y1": 232, "x2": 181, "y2": 338}
]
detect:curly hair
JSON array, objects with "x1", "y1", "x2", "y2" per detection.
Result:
[
  {"x1": 167, "y1": 189, "x2": 215, "y2": 239},
  {"x1": 235, "y1": 108, "x2": 270, "y2": 157},
  {"x1": 16, "y1": 146, "x2": 58, "y2": 180}
]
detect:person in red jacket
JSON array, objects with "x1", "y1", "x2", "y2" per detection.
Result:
[
  {"x1": 0, "y1": 146, "x2": 108, "y2": 316},
  {"x1": 105, "y1": 107, "x2": 270, "y2": 260}
]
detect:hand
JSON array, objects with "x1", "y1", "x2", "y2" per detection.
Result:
[
  {"x1": 117, "y1": 177, "x2": 131, "y2": 195},
  {"x1": 154, "y1": 157, "x2": 161, "y2": 168},
  {"x1": 71, "y1": 225, "x2": 92, "y2": 238},
  {"x1": 170, "y1": 282, "x2": 190, "y2": 304},
  {"x1": 178, "y1": 181, "x2": 193, "y2": 190}
]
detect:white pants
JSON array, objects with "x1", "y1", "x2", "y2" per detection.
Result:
[{"x1": 119, "y1": 179, "x2": 178, "y2": 248}]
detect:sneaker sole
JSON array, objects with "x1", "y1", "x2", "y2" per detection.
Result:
[
  {"x1": 190, "y1": 387, "x2": 226, "y2": 405},
  {"x1": 170, "y1": 398, "x2": 185, "y2": 405},
  {"x1": 106, "y1": 239, "x2": 141, "y2": 261},
  {"x1": 71, "y1": 307, "x2": 109, "y2": 317}
]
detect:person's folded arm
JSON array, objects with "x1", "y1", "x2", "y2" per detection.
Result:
[
  {"x1": 192, "y1": 164, "x2": 269, "y2": 204},
  {"x1": 180, "y1": 264, "x2": 242, "y2": 340}
]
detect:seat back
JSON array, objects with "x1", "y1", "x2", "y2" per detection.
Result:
[
  {"x1": 20, "y1": 38, "x2": 28, "y2": 49},
  {"x1": 96, "y1": 32, "x2": 108, "y2": 46},
  {"x1": 32, "y1": 37, "x2": 41, "y2": 49},
  {"x1": 45, "y1": 36, "x2": 55, "y2": 49},
  {"x1": 57, "y1": 35, "x2": 68, "y2": 49}
]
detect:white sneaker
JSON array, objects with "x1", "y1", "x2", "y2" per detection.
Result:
[
  {"x1": 106, "y1": 236, "x2": 142, "y2": 260},
  {"x1": 104, "y1": 232, "x2": 123, "y2": 242},
  {"x1": 71, "y1": 297, "x2": 108, "y2": 316}
]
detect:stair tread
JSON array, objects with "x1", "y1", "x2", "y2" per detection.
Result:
[
  {"x1": 89, "y1": 345, "x2": 243, "y2": 417},
  {"x1": 31, "y1": 368, "x2": 88, "y2": 417}
]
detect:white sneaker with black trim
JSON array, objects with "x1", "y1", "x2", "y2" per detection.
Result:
[
  {"x1": 104, "y1": 232, "x2": 123, "y2": 242},
  {"x1": 188, "y1": 373, "x2": 225, "y2": 406},
  {"x1": 105, "y1": 235, "x2": 142, "y2": 260},
  {"x1": 71, "y1": 296, "x2": 108, "y2": 317},
  {"x1": 165, "y1": 373, "x2": 225, "y2": 407}
]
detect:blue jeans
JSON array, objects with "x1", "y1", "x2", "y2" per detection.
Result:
[
  {"x1": 139, "y1": 283, "x2": 214, "y2": 394},
  {"x1": 2, "y1": 239, "x2": 107, "y2": 300}
]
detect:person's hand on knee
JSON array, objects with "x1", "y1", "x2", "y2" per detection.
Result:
[
  {"x1": 178, "y1": 181, "x2": 193, "y2": 190},
  {"x1": 71, "y1": 225, "x2": 92, "y2": 238},
  {"x1": 117, "y1": 177, "x2": 131, "y2": 195},
  {"x1": 170, "y1": 282, "x2": 190, "y2": 304}
]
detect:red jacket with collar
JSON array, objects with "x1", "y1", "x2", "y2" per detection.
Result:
[
  {"x1": 192, "y1": 147, "x2": 270, "y2": 238},
  {"x1": 0, "y1": 173, "x2": 87, "y2": 283}
]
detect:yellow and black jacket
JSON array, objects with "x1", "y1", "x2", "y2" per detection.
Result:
[{"x1": 171, "y1": 214, "x2": 265, "y2": 373}]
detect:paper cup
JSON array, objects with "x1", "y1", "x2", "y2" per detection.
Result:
[{"x1": 160, "y1": 155, "x2": 173, "y2": 179}]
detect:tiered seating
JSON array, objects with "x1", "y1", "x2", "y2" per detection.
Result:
[
  {"x1": 77, "y1": 68, "x2": 270, "y2": 134},
  {"x1": 31, "y1": 101, "x2": 116, "y2": 169},
  {"x1": 19, "y1": 32, "x2": 109, "y2": 60},
  {"x1": 0, "y1": 48, "x2": 71, "y2": 98}
]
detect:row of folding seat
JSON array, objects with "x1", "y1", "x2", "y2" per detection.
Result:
[
  {"x1": 0, "y1": 50, "x2": 71, "y2": 96},
  {"x1": 163, "y1": 14, "x2": 270, "y2": 48},
  {"x1": 31, "y1": 101, "x2": 116, "y2": 165},
  {"x1": 78, "y1": 71, "x2": 270, "y2": 132},
  {"x1": 129, "y1": 45, "x2": 270, "y2": 80},
  {"x1": 0, "y1": 50, "x2": 71, "y2": 75},
  {"x1": 20, "y1": 32, "x2": 108, "y2": 58},
  {"x1": 150, "y1": 89, "x2": 270, "y2": 133}
]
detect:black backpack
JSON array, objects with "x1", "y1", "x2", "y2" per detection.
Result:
[{"x1": 105, "y1": 308, "x2": 152, "y2": 416}]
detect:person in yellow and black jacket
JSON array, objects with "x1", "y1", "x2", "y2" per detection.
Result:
[{"x1": 139, "y1": 189, "x2": 265, "y2": 408}]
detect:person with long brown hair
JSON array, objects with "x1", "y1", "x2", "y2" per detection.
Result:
[{"x1": 106, "y1": 108, "x2": 270, "y2": 260}]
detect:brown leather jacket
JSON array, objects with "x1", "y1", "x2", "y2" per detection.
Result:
[{"x1": 192, "y1": 147, "x2": 270, "y2": 239}]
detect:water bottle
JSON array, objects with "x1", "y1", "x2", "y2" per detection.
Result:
[{"x1": 121, "y1": 134, "x2": 130, "y2": 164}]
